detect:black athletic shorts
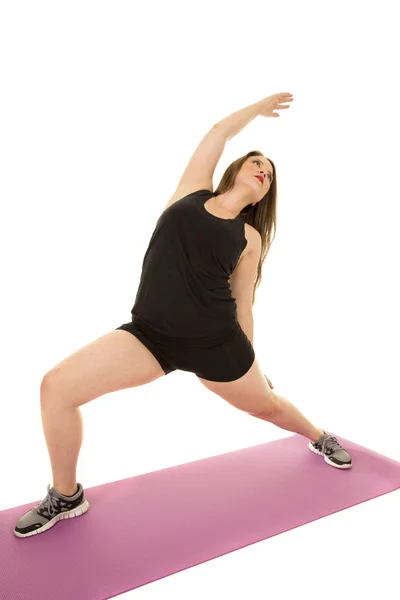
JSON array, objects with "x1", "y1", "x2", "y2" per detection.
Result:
[{"x1": 115, "y1": 314, "x2": 255, "y2": 383}]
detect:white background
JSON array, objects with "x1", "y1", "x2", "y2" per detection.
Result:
[{"x1": 1, "y1": 1, "x2": 399, "y2": 598}]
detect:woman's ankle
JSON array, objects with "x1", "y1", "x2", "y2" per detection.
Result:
[{"x1": 54, "y1": 483, "x2": 79, "y2": 497}]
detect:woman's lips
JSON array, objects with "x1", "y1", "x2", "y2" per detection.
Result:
[{"x1": 255, "y1": 176, "x2": 264, "y2": 183}]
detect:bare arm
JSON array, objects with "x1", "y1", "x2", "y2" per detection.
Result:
[
  {"x1": 164, "y1": 98, "x2": 266, "y2": 210},
  {"x1": 175, "y1": 97, "x2": 264, "y2": 186},
  {"x1": 216, "y1": 91, "x2": 293, "y2": 139},
  {"x1": 215, "y1": 102, "x2": 262, "y2": 140},
  {"x1": 230, "y1": 228, "x2": 261, "y2": 316}
]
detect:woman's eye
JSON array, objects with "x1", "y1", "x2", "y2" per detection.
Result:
[{"x1": 254, "y1": 159, "x2": 271, "y2": 182}]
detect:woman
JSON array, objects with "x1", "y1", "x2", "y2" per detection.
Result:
[{"x1": 14, "y1": 92, "x2": 352, "y2": 539}]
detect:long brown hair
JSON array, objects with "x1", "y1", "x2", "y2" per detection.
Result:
[{"x1": 214, "y1": 151, "x2": 277, "y2": 306}]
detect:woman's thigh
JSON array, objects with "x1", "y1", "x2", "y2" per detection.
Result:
[{"x1": 40, "y1": 329, "x2": 166, "y2": 408}]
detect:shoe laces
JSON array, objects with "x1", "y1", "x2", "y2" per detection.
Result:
[
  {"x1": 321, "y1": 434, "x2": 342, "y2": 455},
  {"x1": 34, "y1": 484, "x2": 61, "y2": 518}
]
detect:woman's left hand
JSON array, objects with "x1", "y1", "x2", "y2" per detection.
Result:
[
  {"x1": 264, "y1": 374, "x2": 274, "y2": 389},
  {"x1": 257, "y1": 93, "x2": 294, "y2": 118}
]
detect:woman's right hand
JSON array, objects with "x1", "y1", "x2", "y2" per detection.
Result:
[{"x1": 256, "y1": 93, "x2": 294, "y2": 118}]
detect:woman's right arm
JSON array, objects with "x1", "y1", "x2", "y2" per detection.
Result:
[
  {"x1": 175, "y1": 100, "x2": 262, "y2": 189},
  {"x1": 164, "y1": 125, "x2": 228, "y2": 210},
  {"x1": 214, "y1": 101, "x2": 261, "y2": 140}
]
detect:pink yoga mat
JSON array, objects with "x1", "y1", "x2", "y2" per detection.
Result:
[{"x1": 1, "y1": 433, "x2": 400, "y2": 600}]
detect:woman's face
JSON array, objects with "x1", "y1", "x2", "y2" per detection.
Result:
[{"x1": 236, "y1": 156, "x2": 273, "y2": 202}]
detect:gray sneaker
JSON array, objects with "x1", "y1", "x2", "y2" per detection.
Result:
[
  {"x1": 308, "y1": 431, "x2": 352, "y2": 469},
  {"x1": 14, "y1": 483, "x2": 89, "y2": 538}
]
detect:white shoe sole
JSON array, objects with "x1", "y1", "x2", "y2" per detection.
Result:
[
  {"x1": 14, "y1": 499, "x2": 90, "y2": 538},
  {"x1": 308, "y1": 442, "x2": 352, "y2": 469}
]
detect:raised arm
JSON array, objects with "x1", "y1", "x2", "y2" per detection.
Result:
[
  {"x1": 164, "y1": 126, "x2": 227, "y2": 210},
  {"x1": 164, "y1": 93, "x2": 292, "y2": 210},
  {"x1": 164, "y1": 101, "x2": 263, "y2": 210}
]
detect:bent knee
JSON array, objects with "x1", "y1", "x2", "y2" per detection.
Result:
[
  {"x1": 247, "y1": 392, "x2": 280, "y2": 418},
  {"x1": 40, "y1": 372, "x2": 53, "y2": 396},
  {"x1": 40, "y1": 370, "x2": 62, "y2": 398}
]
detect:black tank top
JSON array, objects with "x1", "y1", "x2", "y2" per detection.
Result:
[{"x1": 131, "y1": 189, "x2": 248, "y2": 339}]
